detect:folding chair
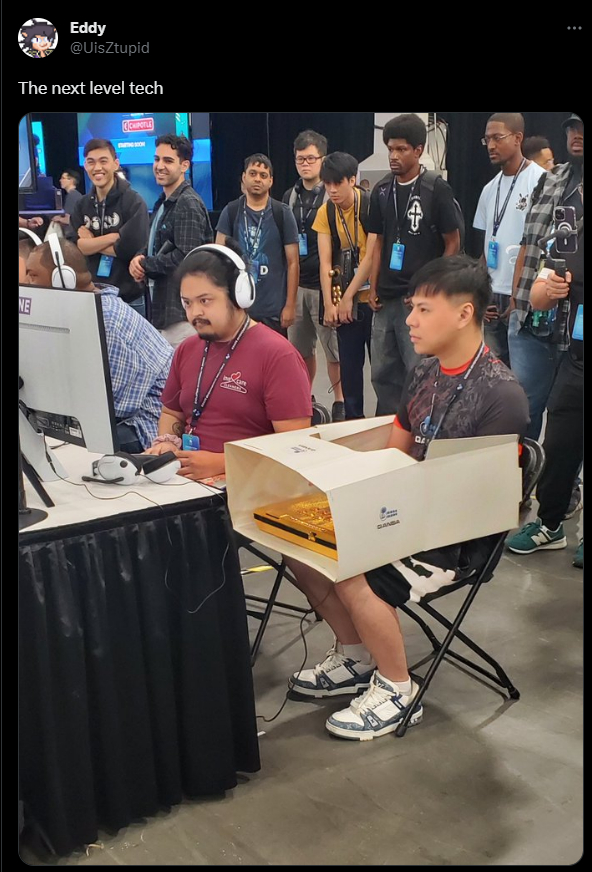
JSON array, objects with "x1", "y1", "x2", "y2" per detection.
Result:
[
  {"x1": 395, "y1": 437, "x2": 545, "y2": 737},
  {"x1": 237, "y1": 537, "x2": 322, "y2": 666}
]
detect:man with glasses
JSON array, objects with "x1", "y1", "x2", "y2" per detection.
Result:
[
  {"x1": 283, "y1": 131, "x2": 345, "y2": 421},
  {"x1": 71, "y1": 138, "x2": 149, "y2": 315},
  {"x1": 50, "y1": 169, "x2": 83, "y2": 240},
  {"x1": 473, "y1": 113, "x2": 545, "y2": 366}
]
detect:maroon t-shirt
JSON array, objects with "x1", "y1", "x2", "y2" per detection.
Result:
[{"x1": 161, "y1": 323, "x2": 312, "y2": 453}]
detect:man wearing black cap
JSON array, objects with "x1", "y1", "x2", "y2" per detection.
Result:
[{"x1": 508, "y1": 114, "x2": 583, "y2": 438}]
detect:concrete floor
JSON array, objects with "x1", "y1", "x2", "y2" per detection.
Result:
[{"x1": 21, "y1": 359, "x2": 583, "y2": 866}]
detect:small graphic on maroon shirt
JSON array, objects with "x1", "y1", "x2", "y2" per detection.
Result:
[{"x1": 220, "y1": 371, "x2": 248, "y2": 394}]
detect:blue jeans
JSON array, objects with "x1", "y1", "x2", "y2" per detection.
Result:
[
  {"x1": 507, "y1": 311, "x2": 560, "y2": 440},
  {"x1": 484, "y1": 294, "x2": 510, "y2": 367},
  {"x1": 370, "y1": 296, "x2": 420, "y2": 415},
  {"x1": 336, "y1": 302, "x2": 372, "y2": 419}
]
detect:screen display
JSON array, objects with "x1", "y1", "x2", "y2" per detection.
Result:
[
  {"x1": 77, "y1": 112, "x2": 213, "y2": 211},
  {"x1": 19, "y1": 114, "x2": 37, "y2": 192},
  {"x1": 31, "y1": 121, "x2": 47, "y2": 176}
]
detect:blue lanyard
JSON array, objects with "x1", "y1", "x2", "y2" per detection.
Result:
[
  {"x1": 493, "y1": 158, "x2": 526, "y2": 238},
  {"x1": 190, "y1": 316, "x2": 250, "y2": 430},
  {"x1": 243, "y1": 205, "x2": 266, "y2": 258}
]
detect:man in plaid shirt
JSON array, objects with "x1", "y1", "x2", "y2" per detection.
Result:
[
  {"x1": 130, "y1": 134, "x2": 213, "y2": 348},
  {"x1": 508, "y1": 114, "x2": 584, "y2": 440},
  {"x1": 26, "y1": 240, "x2": 173, "y2": 453}
]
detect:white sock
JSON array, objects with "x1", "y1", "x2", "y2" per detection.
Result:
[
  {"x1": 377, "y1": 671, "x2": 412, "y2": 696},
  {"x1": 339, "y1": 642, "x2": 374, "y2": 665}
]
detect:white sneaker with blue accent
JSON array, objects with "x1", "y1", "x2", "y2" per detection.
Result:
[
  {"x1": 326, "y1": 671, "x2": 423, "y2": 740},
  {"x1": 289, "y1": 643, "x2": 376, "y2": 698}
]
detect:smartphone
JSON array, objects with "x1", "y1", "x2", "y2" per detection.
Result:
[{"x1": 554, "y1": 206, "x2": 578, "y2": 254}]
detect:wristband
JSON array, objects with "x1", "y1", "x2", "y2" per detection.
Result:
[{"x1": 151, "y1": 434, "x2": 182, "y2": 449}]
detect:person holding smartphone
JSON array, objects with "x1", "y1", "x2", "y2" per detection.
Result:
[{"x1": 71, "y1": 138, "x2": 149, "y2": 316}]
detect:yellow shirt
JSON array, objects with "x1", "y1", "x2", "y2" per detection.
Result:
[{"x1": 313, "y1": 192, "x2": 369, "y2": 302}]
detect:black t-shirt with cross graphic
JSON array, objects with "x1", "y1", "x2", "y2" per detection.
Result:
[{"x1": 367, "y1": 172, "x2": 459, "y2": 299}]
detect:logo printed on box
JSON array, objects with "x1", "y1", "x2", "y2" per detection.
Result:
[
  {"x1": 19, "y1": 297, "x2": 32, "y2": 315},
  {"x1": 122, "y1": 117, "x2": 155, "y2": 133},
  {"x1": 378, "y1": 506, "x2": 400, "y2": 530}
]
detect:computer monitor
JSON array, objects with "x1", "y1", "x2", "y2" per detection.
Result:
[
  {"x1": 19, "y1": 114, "x2": 37, "y2": 193},
  {"x1": 19, "y1": 284, "x2": 119, "y2": 480}
]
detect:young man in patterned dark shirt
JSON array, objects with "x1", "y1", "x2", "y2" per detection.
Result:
[{"x1": 285, "y1": 255, "x2": 529, "y2": 741}]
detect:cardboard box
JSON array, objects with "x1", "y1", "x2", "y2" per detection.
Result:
[{"x1": 225, "y1": 417, "x2": 521, "y2": 582}]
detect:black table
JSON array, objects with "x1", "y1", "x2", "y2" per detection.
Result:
[{"x1": 19, "y1": 494, "x2": 260, "y2": 856}]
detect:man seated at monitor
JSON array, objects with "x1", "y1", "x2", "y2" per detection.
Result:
[
  {"x1": 143, "y1": 240, "x2": 312, "y2": 480},
  {"x1": 25, "y1": 239, "x2": 174, "y2": 453}
]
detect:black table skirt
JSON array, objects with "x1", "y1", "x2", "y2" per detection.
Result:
[{"x1": 19, "y1": 497, "x2": 261, "y2": 856}]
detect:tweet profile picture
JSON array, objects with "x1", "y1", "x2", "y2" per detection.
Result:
[{"x1": 19, "y1": 19, "x2": 58, "y2": 58}]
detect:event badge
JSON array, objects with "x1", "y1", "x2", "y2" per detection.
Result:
[
  {"x1": 572, "y1": 304, "x2": 583, "y2": 341},
  {"x1": 487, "y1": 240, "x2": 499, "y2": 270},
  {"x1": 298, "y1": 233, "x2": 308, "y2": 256},
  {"x1": 389, "y1": 243, "x2": 405, "y2": 271},
  {"x1": 182, "y1": 434, "x2": 201, "y2": 451},
  {"x1": 97, "y1": 254, "x2": 114, "y2": 277}
]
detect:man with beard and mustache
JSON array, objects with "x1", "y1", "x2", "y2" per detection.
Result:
[
  {"x1": 507, "y1": 115, "x2": 584, "y2": 568},
  {"x1": 144, "y1": 239, "x2": 311, "y2": 481},
  {"x1": 473, "y1": 113, "x2": 546, "y2": 367}
]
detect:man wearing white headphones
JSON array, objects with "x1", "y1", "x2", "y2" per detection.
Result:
[
  {"x1": 144, "y1": 240, "x2": 312, "y2": 481},
  {"x1": 25, "y1": 238, "x2": 173, "y2": 453}
]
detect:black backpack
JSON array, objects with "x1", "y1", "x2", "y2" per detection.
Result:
[
  {"x1": 225, "y1": 195, "x2": 287, "y2": 246},
  {"x1": 375, "y1": 169, "x2": 465, "y2": 253}
]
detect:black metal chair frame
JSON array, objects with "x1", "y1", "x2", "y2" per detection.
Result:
[
  {"x1": 395, "y1": 437, "x2": 546, "y2": 737},
  {"x1": 239, "y1": 539, "x2": 322, "y2": 666}
]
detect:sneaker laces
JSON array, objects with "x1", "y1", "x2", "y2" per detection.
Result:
[
  {"x1": 313, "y1": 647, "x2": 349, "y2": 677},
  {"x1": 350, "y1": 675, "x2": 394, "y2": 714}
]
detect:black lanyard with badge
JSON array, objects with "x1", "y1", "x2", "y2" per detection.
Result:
[
  {"x1": 418, "y1": 342, "x2": 486, "y2": 458},
  {"x1": 388, "y1": 173, "x2": 421, "y2": 272},
  {"x1": 487, "y1": 158, "x2": 526, "y2": 270},
  {"x1": 94, "y1": 195, "x2": 115, "y2": 279},
  {"x1": 336, "y1": 188, "x2": 361, "y2": 266},
  {"x1": 188, "y1": 316, "x2": 251, "y2": 441},
  {"x1": 243, "y1": 205, "x2": 267, "y2": 283},
  {"x1": 297, "y1": 188, "x2": 324, "y2": 257}
]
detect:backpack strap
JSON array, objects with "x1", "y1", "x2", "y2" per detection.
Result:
[
  {"x1": 270, "y1": 198, "x2": 286, "y2": 247},
  {"x1": 225, "y1": 197, "x2": 242, "y2": 235},
  {"x1": 326, "y1": 200, "x2": 342, "y2": 256}
]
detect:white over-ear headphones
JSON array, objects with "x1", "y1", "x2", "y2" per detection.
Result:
[
  {"x1": 184, "y1": 243, "x2": 256, "y2": 309},
  {"x1": 19, "y1": 226, "x2": 43, "y2": 246},
  {"x1": 84, "y1": 451, "x2": 181, "y2": 486},
  {"x1": 48, "y1": 234, "x2": 77, "y2": 289}
]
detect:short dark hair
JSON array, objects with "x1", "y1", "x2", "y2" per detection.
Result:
[
  {"x1": 175, "y1": 238, "x2": 246, "y2": 308},
  {"x1": 36, "y1": 238, "x2": 92, "y2": 281},
  {"x1": 320, "y1": 152, "x2": 358, "y2": 184},
  {"x1": 487, "y1": 113, "x2": 525, "y2": 134},
  {"x1": 244, "y1": 153, "x2": 273, "y2": 175},
  {"x1": 382, "y1": 114, "x2": 427, "y2": 149},
  {"x1": 19, "y1": 230, "x2": 36, "y2": 257},
  {"x1": 83, "y1": 138, "x2": 117, "y2": 159},
  {"x1": 293, "y1": 129, "x2": 328, "y2": 156},
  {"x1": 409, "y1": 255, "x2": 492, "y2": 323},
  {"x1": 522, "y1": 136, "x2": 551, "y2": 159},
  {"x1": 63, "y1": 168, "x2": 81, "y2": 186},
  {"x1": 155, "y1": 133, "x2": 193, "y2": 163}
]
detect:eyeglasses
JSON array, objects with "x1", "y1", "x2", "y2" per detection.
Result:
[
  {"x1": 295, "y1": 155, "x2": 322, "y2": 165},
  {"x1": 481, "y1": 133, "x2": 513, "y2": 146}
]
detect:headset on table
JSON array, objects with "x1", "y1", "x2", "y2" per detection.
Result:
[
  {"x1": 183, "y1": 243, "x2": 256, "y2": 309},
  {"x1": 82, "y1": 451, "x2": 181, "y2": 486}
]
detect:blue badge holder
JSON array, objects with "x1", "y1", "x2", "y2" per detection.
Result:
[
  {"x1": 487, "y1": 240, "x2": 499, "y2": 270},
  {"x1": 389, "y1": 243, "x2": 405, "y2": 271},
  {"x1": 97, "y1": 254, "x2": 114, "y2": 278},
  {"x1": 182, "y1": 434, "x2": 201, "y2": 451},
  {"x1": 572, "y1": 304, "x2": 583, "y2": 341},
  {"x1": 298, "y1": 233, "x2": 308, "y2": 256}
]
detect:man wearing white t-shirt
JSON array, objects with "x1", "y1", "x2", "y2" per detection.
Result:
[{"x1": 473, "y1": 113, "x2": 546, "y2": 365}]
